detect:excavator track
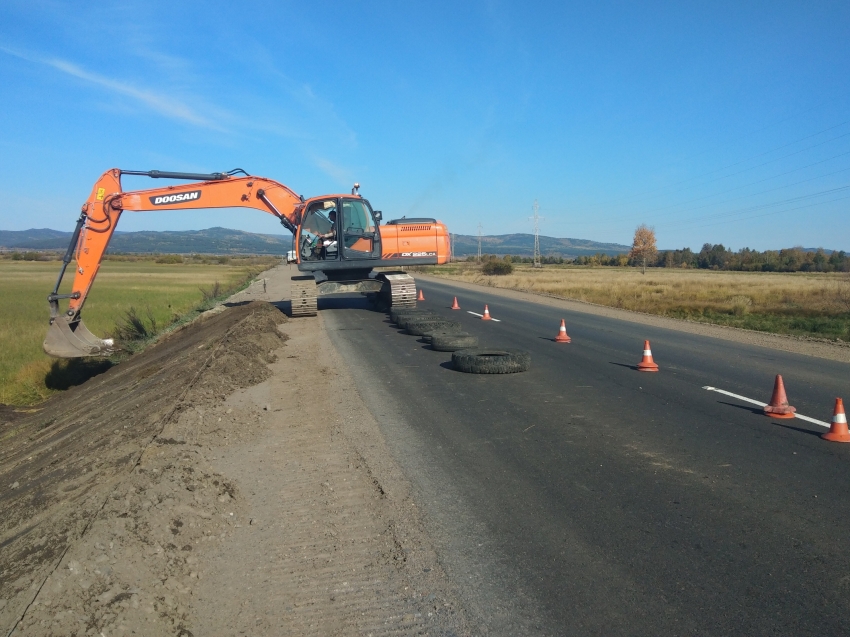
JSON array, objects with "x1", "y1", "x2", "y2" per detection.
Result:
[
  {"x1": 290, "y1": 275, "x2": 318, "y2": 316},
  {"x1": 377, "y1": 271, "x2": 417, "y2": 309}
]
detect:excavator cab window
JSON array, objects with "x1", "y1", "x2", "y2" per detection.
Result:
[
  {"x1": 300, "y1": 199, "x2": 338, "y2": 261},
  {"x1": 340, "y1": 199, "x2": 380, "y2": 260}
]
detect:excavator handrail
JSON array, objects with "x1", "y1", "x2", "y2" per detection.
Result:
[{"x1": 44, "y1": 168, "x2": 304, "y2": 358}]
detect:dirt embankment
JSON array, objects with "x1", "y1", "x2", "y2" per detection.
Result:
[
  {"x1": 1, "y1": 302, "x2": 284, "y2": 634},
  {"x1": 2, "y1": 296, "x2": 464, "y2": 636}
]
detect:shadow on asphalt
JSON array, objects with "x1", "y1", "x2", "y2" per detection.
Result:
[
  {"x1": 770, "y1": 422, "x2": 824, "y2": 438},
  {"x1": 608, "y1": 361, "x2": 638, "y2": 371},
  {"x1": 717, "y1": 401, "x2": 823, "y2": 438},
  {"x1": 718, "y1": 400, "x2": 763, "y2": 415}
]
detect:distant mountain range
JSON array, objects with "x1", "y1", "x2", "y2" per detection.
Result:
[
  {"x1": 0, "y1": 228, "x2": 840, "y2": 257},
  {"x1": 0, "y1": 227, "x2": 293, "y2": 255},
  {"x1": 0, "y1": 227, "x2": 630, "y2": 257},
  {"x1": 450, "y1": 233, "x2": 630, "y2": 257},
  {"x1": 0, "y1": 228, "x2": 71, "y2": 248}
]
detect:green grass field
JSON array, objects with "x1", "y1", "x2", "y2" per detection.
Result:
[{"x1": 0, "y1": 258, "x2": 276, "y2": 406}]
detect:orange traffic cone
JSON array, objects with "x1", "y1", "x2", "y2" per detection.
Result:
[
  {"x1": 482, "y1": 305, "x2": 492, "y2": 320},
  {"x1": 821, "y1": 398, "x2": 850, "y2": 442},
  {"x1": 417, "y1": 289, "x2": 425, "y2": 301},
  {"x1": 451, "y1": 296, "x2": 461, "y2": 310},
  {"x1": 763, "y1": 374, "x2": 796, "y2": 419},
  {"x1": 555, "y1": 319, "x2": 571, "y2": 343},
  {"x1": 636, "y1": 340, "x2": 659, "y2": 372}
]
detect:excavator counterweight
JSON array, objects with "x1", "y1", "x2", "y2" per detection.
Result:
[{"x1": 44, "y1": 168, "x2": 451, "y2": 358}]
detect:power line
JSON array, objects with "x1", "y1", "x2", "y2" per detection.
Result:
[
  {"x1": 566, "y1": 148, "x2": 850, "y2": 229},
  {"x1": 662, "y1": 130, "x2": 850, "y2": 193},
  {"x1": 646, "y1": 164, "x2": 850, "y2": 221},
  {"x1": 586, "y1": 119, "x2": 850, "y2": 209},
  {"x1": 664, "y1": 97, "x2": 845, "y2": 166},
  {"x1": 661, "y1": 184, "x2": 850, "y2": 230},
  {"x1": 682, "y1": 191, "x2": 850, "y2": 231},
  {"x1": 622, "y1": 152, "x2": 850, "y2": 222}
]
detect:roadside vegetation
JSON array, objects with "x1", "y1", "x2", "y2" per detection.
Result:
[
  {"x1": 418, "y1": 259, "x2": 850, "y2": 342},
  {"x1": 467, "y1": 244, "x2": 850, "y2": 272},
  {"x1": 0, "y1": 253, "x2": 279, "y2": 406}
]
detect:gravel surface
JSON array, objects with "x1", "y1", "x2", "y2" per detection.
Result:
[{"x1": 1, "y1": 266, "x2": 468, "y2": 636}]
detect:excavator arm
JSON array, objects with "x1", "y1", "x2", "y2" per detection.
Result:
[{"x1": 44, "y1": 168, "x2": 304, "y2": 358}]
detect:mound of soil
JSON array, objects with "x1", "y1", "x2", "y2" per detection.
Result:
[{"x1": 0, "y1": 301, "x2": 287, "y2": 635}]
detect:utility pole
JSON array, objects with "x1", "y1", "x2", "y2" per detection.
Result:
[
  {"x1": 529, "y1": 200, "x2": 544, "y2": 268},
  {"x1": 477, "y1": 223, "x2": 483, "y2": 263},
  {"x1": 449, "y1": 233, "x2": 454, "y2": 262}
]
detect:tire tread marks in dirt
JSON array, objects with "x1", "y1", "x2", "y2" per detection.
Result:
[{"x1": 0, "y1": 302, "x2": 287, "y2": 636}]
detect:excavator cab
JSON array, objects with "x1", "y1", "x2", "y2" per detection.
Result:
[
  {"x1": 297, "y1": 197, "x2": 381, "y2": 262},
  {"x1": 340, "y1": 198, "x2": 380, "y2": 260},
  {"x1": 299, "y1": 200, "x2": 339, "y2": 261}
]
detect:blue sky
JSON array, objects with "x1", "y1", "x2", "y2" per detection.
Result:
[{"x1": 0, "y1": 1, "x2": 848, "y2": 251}]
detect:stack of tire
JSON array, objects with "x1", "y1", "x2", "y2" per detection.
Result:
[
  {"x1": 388, "y1": 307, "x2": 530, "y2": 374},
  {"x1": 390, "y1": 307, "x2": 473, "y2": 349}
]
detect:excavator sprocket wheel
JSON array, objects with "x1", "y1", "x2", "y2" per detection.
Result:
[{"x1": 290, "y1": 275, "x2": 318, "y2": 317}]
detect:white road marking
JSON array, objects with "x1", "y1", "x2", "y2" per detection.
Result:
[
  {"x1": 703, "y1": 386, "x2": 831, "y2": 428},
  {"x1": 467, "y1": 311, "x2": 501, "y2": 322}
]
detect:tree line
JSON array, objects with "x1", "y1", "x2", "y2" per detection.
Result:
[
  {"x1": 463, "y1": 246, "x2": 850, "y2": 272},
  {"x1": 575, "y1": 244, "x2": 850, "y2": 272}
]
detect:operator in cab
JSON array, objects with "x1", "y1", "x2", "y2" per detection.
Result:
[{"x1": 317, "y1": 209, "x2": 337, "y2": 259}]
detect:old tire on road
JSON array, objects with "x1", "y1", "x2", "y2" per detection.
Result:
[
  {"x1": 391, "y1": 309, "x2": 436, "y2": 325},
  {"x1": 431, "y1": 334, "x2": 479, "y2": 352},
  {"x1": 451, "y1": 348, "x2": 531, "y2": 374},
  {"x1": 397, "y1": 314, "x2": 443, "y2": 330},
  {"x1": 405, "y1": 320, "x2": 463, "y2": 336},
  {"x1": 422, "y1": 329, "x2": 469, "y2": 343},
  {"x1": 389, "y1": 306, "x2": 428, "y2": 319}
]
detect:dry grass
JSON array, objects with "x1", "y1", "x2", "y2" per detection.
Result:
[{"x1": 421, "y1": 263, "x2": 850, "y2": 340}]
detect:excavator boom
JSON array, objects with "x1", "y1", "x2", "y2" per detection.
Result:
[{"x1": 44, "y1": 168, "x2": 304, "y2": 358}]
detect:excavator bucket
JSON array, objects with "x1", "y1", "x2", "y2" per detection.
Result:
[{"x1": 43, "y1": 317, "x2": 115, "y2": 358}]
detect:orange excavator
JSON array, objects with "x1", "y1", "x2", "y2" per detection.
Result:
[{"x1": 44, "y1": 168, "x2": 451, "y2": 358}]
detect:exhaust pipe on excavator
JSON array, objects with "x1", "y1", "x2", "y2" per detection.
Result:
[{"x1": 43, "y1": 213, "x2": 115, "y2": 358}]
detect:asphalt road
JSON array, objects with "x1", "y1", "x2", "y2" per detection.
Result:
[{"x1": 321, "y1": 278, "x2": 850, "y2": 636}]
